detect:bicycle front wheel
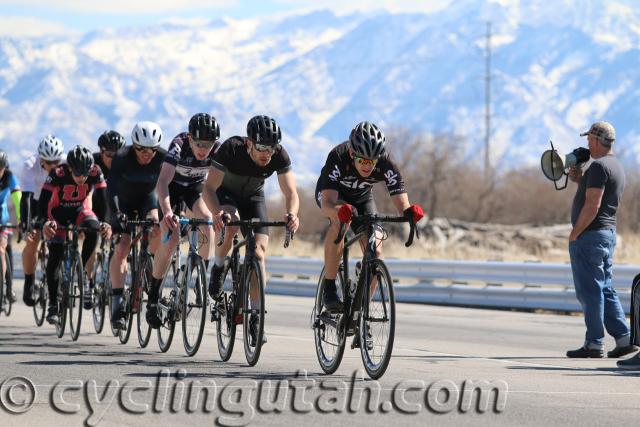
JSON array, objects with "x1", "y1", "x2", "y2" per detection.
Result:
[
  {"x1": 33, "y1": 280, "x2": 47, "y2": 327},
  {"x1": 137, "y1": 254, "x2": 153, "y2": 348},
  {"x1": 0, "y1": 257, "x2": 4, "y2": 316},
  {"x1": 182, "y1": 256, "x2": 207, "y2": 357},
  {"x1": 313, "y1": 266, "x2": 346, "y2": 375},
  {"x1": 92, "y1": 252, "x2": 106, "y2": 334},
  {"x1": 157, "y1": 260, "x2": 177, "y2": 353},
  {"x1": 359, "y1": 259, "x2": 395, "y2": 380},
  {"x1": 118, "y1": 257, "x2": 135, "y2": 344},
  {"x1": 68, "y1": 256, "x2": 84, "y2": 341},
  {"x1": 4, "y1": 252, "x2": 12, "y2": 316},
  {"x1": 215, "y1": 259, "x2": 236, "y2": 362},
  {"x1": 55, "y1": 266, "x2": 67, "y2": 338},
  {"x1": 243, "y1": 259, "x2": 265, "y2": 366}
]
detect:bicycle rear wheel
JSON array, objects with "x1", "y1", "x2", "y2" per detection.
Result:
[
  {"x1": 157, "y1": 260, "x2": 177, "y2": 353},
  {"x1": 92, "y1": 252, "x2": 106, "y2": 334},
  {"x1": 182, "y1": 256, "x2": 207, "y2": 356},
  {"x1": 359, "y1": 259, "x2": 395, "y2": 380},
  {"x1": 313, "y1": 266, "x2": 346, "y2": 375},
  {"x1": 137, "y1": 254, "x2": 153, "y2": 348},
  {"x1": 68, "y1": 256, "x2": 84, "y2": 341},
  {"x1": 215, "y1": 259, "x2": 237, "y2": 361},
  {"x1": 0, "y1": 257, "x2": 4, "y2": 316},
  {"x1": 243, "y1": 259, "x2": 265, "y2": 366}
]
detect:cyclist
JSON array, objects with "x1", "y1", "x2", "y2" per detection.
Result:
[
  {"x1": 84, "y1": 130, "x2": 126, "y2": 308},
  {"x1": 40, "y1": 146, "x2": 111, "y2": 325},
  {"x1": 0, "y1": 150, "x2": 21, "y2": 303},
  {"x1": 93, "y1": 130, "x2": 125, "y2": 175},
  {"x1": 20, "y1": 135, "x2": 65, "y2": 306},
  {"x1": 108, "y1": 122, "x2": 166, "y2": 330},
  {"x1": 204, "y1": 115, "x2": 300, "y2": 345},
  {"x1": 315, "y1": 121, "x2": 424, "y2": 316},
  {"x1": 146, "y1": 114, "x2": 220, "y2": 329}
]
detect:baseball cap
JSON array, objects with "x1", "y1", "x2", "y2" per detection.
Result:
[{"x1": 580, "y1": 121, "x2": 615, "y2": 143}]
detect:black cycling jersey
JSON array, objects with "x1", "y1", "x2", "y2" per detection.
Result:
[
  {"x1": 164, "y1": 132, "x2": 220, "y2": 188},
  {"x1": 212, "y1": 136, "x2": 291, "y2": 199},
  {"x1": 315, "y1": 141, "x2": 406, "y2": 204},
  {"x1": 108, "y1": 146, "x2": 166, "y2": 206},
  {"x1": 93, "y1": 152, "x2": 110, "y2": 176}
]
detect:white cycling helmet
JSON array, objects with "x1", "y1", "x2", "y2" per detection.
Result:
[
  {"x1": 131, "y1": 121, "x2": 163, "y2": 148},
  {"x1": 38, "y1": 134, "x2": 65, "y2": 161}
]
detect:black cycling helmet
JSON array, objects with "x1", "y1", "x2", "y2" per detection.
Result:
[
  {"x1": 349, "y1": 121, "x2": 386, "y2": 159},
  {"x1": 247, "y1": 115, "x2": 281, "y2": 146},
  {"x1": 188, "y1": 113, "x2": 220, "y2": 142},
  {"x1": 0, "y1": 150, "x2": 7, "y2": 169},
  {"x1": 98, "y1": 130, "x2": 126, "y2": 152},
  {"x1": 66, "y1": 145, "x2": 94, "y2": 176}
]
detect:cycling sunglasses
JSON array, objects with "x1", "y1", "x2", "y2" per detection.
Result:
[
  {"x1": 254, "y1": 143, "x2": 277, "y2": 154},
  {"x1": 133, "y1": 144, "x2": 158, "y2": 153},
  {"x1": 41, "y1": 159, "x2": 60, "y2": 167},
  {"x1": 191, "y1": 138, "x2": 217, "y2": 150},
  {"x1": 101, "y1": 149, "x2": 117, "y2": 158},
  {"x1": 354, "y1": 155, "x2": 378, "y2": 167}
]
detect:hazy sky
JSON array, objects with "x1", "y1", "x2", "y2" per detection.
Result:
[{"x1": 0, "y1": 0, "x2": 454, "y2": 37}]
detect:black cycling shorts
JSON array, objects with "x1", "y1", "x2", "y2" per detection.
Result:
[
  {"x1": 111, "y1": 192, "x2": 158, "y2": 234},
  {"x1": 216, "y1": 187, "x2": 269, "y2": 236},
  {"x1": 165, "y1": 181, "x2": 203, "y2": 216},
  {"x1": 315, "y1": 188, "x2": 377, "y2": 235}
]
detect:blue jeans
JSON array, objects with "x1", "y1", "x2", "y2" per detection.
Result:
[{"x1": 569, "y1": 228, "x2": 630, "y2": 348}]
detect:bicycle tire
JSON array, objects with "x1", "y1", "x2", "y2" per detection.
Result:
[
  {"x1": 0, "y1": 255, "x2": 4, "y2": 317},
  {"x1": 4, "y1": 252, "x2": 12, "y2": 316},
  {"x1": 313, "y1": 266, "x2": 347, "y2": 375},
  {"x1": 157, "y1": 259, "x2": 177, "y2": 353},
  {"x1": 106, "y1": 260, "x2": 118, "y2": 337},
  {"x1": 92, "y1": 252, "x2": 106, "y2": 334},
  {"x1": 68, "y1": 255, "x2": 84, "y2": 341},
  {"x1": 182, "y1": 256, "x2": 207, "y2": 356},
  {"x1": 137, "y1": 254, "x2": 153, "y2": 348},
  {"x1": 33, "y1": 247, "x2": 47, "y2": 327},
  {"x1": 215, "y1": 259, "x2": 237, "y2": 361},
  {"x1": 55, "y1": 265, "x2": 67, "y2": 338},
  {"x1": 359, "y1": 259, "x2": 395, "y2": 380},
  {"x1": 243, "y1": 259, "x2": 265, "y2": 366},
  {"x1": 118, "y1": 256, "x2": 135, "y2": 344}
]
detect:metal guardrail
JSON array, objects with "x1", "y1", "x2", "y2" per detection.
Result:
[{"x1": 264, "y1": 257, "x2": 639, "y2": 313}]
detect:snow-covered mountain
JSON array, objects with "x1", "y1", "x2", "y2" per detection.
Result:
[{"x1": 1, "y1": 0, "x2": 639, "y2": 185}]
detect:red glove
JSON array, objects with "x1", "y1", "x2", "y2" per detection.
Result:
[
  {"x1": 404, "y1": 205, "x2": 424, "y2": 223},
  {"x1": 337, "y1": 204, "x2": 353, "y2": 223}
]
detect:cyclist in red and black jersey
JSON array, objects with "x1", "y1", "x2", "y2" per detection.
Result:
[
  {"x1": 316, "y1": 122, "x2": 424, "y2": 313},
  {"x1": 39, "y1": 146, "x2": 112, "y2": 324}
]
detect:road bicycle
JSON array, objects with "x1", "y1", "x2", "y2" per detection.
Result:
[
  {"x1": 312, "y1": 213, "x2": 418, "y2": 379},
  {"x1": 92, "y1": 235, "x2": 115, "y2": 334},
  {"x1": 157, "y1": 217, "x2": 211, "y2": 355},
  {"x1": 211, "y1": 217, "x2": 292, "y2": 366}
]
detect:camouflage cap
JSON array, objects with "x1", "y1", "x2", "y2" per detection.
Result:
[{"x1": 580, "y1": 121, "x2": 615, "y2": 143}]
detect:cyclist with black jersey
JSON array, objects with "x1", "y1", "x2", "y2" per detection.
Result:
[
  {"x1": 204, "y1": 115, "x2": 300, "y2": 343},
  {"x1": 93, "y1": 130, "x2": 125, "y2": 176},
  {"x1": 107, "y1": 122, "x2": 166, "y2": 330},
  {"x1": 315, "y1": 122, "x2": 424, "y2": 314},
  {"x1": 146, "y1": 113, "x2": 220, "y2": 329}
]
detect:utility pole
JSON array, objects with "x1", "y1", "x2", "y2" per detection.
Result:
[{"x1": 484, "y1": 21, "x2": 492, "y2": 182}]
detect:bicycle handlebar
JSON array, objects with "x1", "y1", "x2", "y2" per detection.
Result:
[
  {"x1": 216, "y1": 215, "x2": 294, "y2": 249},
  {"x1": 333, "y1": 214, "x2": 420, "y2": 247},
  {"x1": 162, "y1": 216, "x2": 214, "y2": 243}
]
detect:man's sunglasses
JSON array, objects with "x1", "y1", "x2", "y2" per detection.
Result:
[
  {"x1": 354, "y1": 155, "x2": 378, "y2": 167},
  {"x1": 191, "y1": 138, "x2": 216, "y2": 150},
  {"x1": 71, "y1": 170, "x2": 89, "y2": 178},
  {"x1": 254, "y1": 143, "x2": 276, "y2": 154},
  {"x1": 41, "y1": 160, "x2": 60, "y2": 167},
  {"x1": 133, "y1": 144, "x2": 158, "y2": 153},
  {"x1": 101, "y1": 149, "x2": 117, "y2": 158}
]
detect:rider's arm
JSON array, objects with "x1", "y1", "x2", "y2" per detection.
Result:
[
  {"x1": 277, "y1": 171, "x2": 299, "y2": 216},
  {"x1": 391, "y1": 192, "x2": 411, "y2": 215},
  {"x1": 20, "y1": 191, "x2": 33, "y2": 226},
  {"x1": 202, "y1": 167, "x2": 225, "y2": 214},
  {"x1": 37, "y1": 187, "x2": 52, "y2": 223},
  {"x1": 155, "y1": 162, "x2": 176, "y2": 216},
  {"x1": 93, "y1": 187, "x2": 110, "y2": 222},
  {"x1": 11, "y1": 190, "x2": 21, "y2": 223}
]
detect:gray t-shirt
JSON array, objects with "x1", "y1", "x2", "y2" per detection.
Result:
[{"x1": 571, "y1": 155, "x2": 625, "y2": 231}]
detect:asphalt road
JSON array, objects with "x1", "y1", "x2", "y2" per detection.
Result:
[{"x1": 1, "y1": 270, "x2": 639, "y2": 426}]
